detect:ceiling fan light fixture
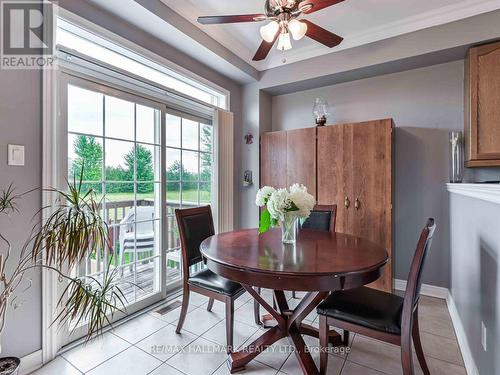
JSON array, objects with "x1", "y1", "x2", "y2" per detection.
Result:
[
  {"x1": 277, "y1": 32, "x2": 292, "y2": 51},
  {"x1": 260, "y1": 21, "x2": 280, "y2": 43},
  {"x1": 288, "y1": 19, "x2": 308, "y2": 40}
]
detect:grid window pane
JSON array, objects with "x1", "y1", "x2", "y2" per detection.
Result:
[
  {"x1": 200, "y1": 124, "x2": 212, "y2": 152},
  {"x1": 200, "y1": 182, "x2": 211, "y2": 204},
  {"x1": 136, "y1": 105, "x2": 158, "y2": 144},
  {"x1": 182, "y1": 118, "x2": 199, "y2": 150},
  {"x1": 68, "y1": 134, "x2": 103, "y2": 182},
  {"x1": 68, "y1": 85, "x2": 103, "y2": 136},
  {"x1": 105, "y1": 139, "x2": 135, "y2": 182},
  {"x1": 200, "y1": 152, "x2": 212, "y2": 182},
  {"x1": 166, "y1": 114, "x2": 181, "y2": 148},
  {"x1": 105, "y1": 96, "x2": 135, "y2": 141},
  {"x1": 166, "y1": 148, "x2": 181, "y2": 181},
  {"x1": 136, "y1": 144, "x2": 160, "y2": 182},
  {"x1": 181, "y1": 182, "x2": 199, "y2": 205},
  {"x1": 182, "y1": 150, "x2": 199, "y2": 181}
]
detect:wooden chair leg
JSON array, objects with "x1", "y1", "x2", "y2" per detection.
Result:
[
  {"x1": 226, "y1": 297, "x2": 234, "y2": 354},
  {"x1": 292, "y1": 291, "x2": 296, "y2": 299},
  {"x1": 319, "y1": 315, "x2": 329, "y2": 375},
  {"x1": 207, "y1": 297, "x2": 215, "y2": 312},
  {"x1": 176, "y1": 285, "x2": 190, "y2": 334},
  {"x1": 412, "y1": 309, "x2": 430, "y2": 375},
  {"x1": 254, "y1": 287, "x2": 262, "y2": 325},
  {"x1": 343, "y1": 330, "x2": 350, "y2": 346},
  {"x1": 401, "y1": 325, "x2": 415, "y2": 375}
]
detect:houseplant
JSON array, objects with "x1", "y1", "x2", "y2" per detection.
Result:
[
  {"x1": 0, "y1": 169, "x2": 127, "y2": 374},
  {"x1": 256, "y1": 184, "x2": 315, "y2": 244}
]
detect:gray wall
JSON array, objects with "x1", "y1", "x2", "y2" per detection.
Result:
[
  {"x1": 0, "y1": 1, "x2": 243, "y2": 358},
  {"x1": 0, "y1": 69, "x2": 43, "y2": 358},
  {"x1": 272, "y1": 60, "x2": 472, "y2": 287},
  {"x1": 449, "y1": 192, "x2": 500, "y2": 375}
]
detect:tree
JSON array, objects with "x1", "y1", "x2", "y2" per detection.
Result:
[
  {"x1": 72, "y1": 136, "x2": 103, "y2": 192},
  {"x1": 124, "y1": 145, "x2": 154, "y2": 193},
  {"x1": 200, "y1": 125, "x2": 212, "y2": 182}
]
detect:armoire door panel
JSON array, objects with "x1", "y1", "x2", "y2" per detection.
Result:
[
  {"x1": 286, "y1": 128, "x2": 317, "y2": 197},
  {"x1": 351, "y1": 120, "x2": 393, "y2": 292},
  {"x1": 318, "y1": 125, "x2": 347, "y2": 233},
  {"x1": 260, "y1": 131, "x2": 287, "y2": 188}
]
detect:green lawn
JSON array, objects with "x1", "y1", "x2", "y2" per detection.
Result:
[{"x1": 105, "y1": 189, "x2": 211, "y2": 203}]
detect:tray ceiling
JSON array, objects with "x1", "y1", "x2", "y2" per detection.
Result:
[{"x1": 160, "y1": 0, "x2": 500, "y2": 70}]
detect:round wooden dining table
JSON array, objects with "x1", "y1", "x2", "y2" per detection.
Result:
[{"x1": 200, "y1": 228, "x2": 388, "y2": 375}]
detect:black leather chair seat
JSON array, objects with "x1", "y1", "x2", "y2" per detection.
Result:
[
  {"x1": 188, "y1": 269, "x2": 243, "y2": 297},
  {"x1": 317, "y1": 287, "x2": 404, "y2": 335}
]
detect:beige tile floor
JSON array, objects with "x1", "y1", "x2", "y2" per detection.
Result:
[{"x1": 31, "y1": 292, "x2": 466, "y2": 375}]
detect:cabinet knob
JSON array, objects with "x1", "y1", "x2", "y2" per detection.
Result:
[
  {"x1": 344, "y1": 196, "x2": 350, "y2": 209},
  {"x1": 355, "y1": 198, "x2": 361, "y2": 210}
]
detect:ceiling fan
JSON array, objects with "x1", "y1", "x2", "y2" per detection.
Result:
[{"x1": 197, "y1": 0, "x2": 345, "y2": 61}]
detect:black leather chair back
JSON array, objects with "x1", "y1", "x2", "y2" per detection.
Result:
[
  {"x1": 175, "y1": 206, "x2": 215, "y2": 271},
  {"x1": 406, "y1": 218, "x2": 436, "y2": 306},
  {"x1": 300, "y1": 205, "x2": 337, "y2": 233}
]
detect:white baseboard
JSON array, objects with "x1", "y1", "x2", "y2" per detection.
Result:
[
  {"x1": 19, "y1": 349, "x2": 43, "y2": 375},
  {"x1": 447, "y1": 293, "x2": 479, "y2": 375},
  {"x1": 394, "y1": 279, "x2": 478, "y2": 375},
  {"x1": 393, "y1": 278, "x2": 449, "y2": 299}
]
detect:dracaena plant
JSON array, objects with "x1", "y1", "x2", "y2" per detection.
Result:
[{"x1": 0, "y1": 168, "x2": 127, "y2": 343}]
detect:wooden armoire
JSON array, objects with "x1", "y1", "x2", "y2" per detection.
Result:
[{"x1": 260, "y1": 119, "x2": 394, "y2": 292}]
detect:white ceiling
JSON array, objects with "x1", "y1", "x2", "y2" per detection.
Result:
[{"x1": 160, "y1": 0, "x2": 500, "y2": 70}]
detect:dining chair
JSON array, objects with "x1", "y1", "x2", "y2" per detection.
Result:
[
  {"x1": 253, "y1": 205, "x2": 337, "y2": 325},
  {"x1": 316, "y1": 218, "x2": 436, "y2": 375},
  {"x1": 299, "y1": 204, "x2": 337, "y2": 233},
  {"x1": 175, "y1": 206, "x2": 245, "y2": 353}
]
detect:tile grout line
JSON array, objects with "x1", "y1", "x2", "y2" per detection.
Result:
[{"x1": 60, "y1": 356, "x2": 84, "y2": 375}]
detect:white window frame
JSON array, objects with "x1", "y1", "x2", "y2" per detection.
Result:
[
  {"x1": 42, "y1": 7, "x2": 223, "y2": 361},
  {"x1": 56, "y1": 7, "x2": 230, "y2": 111}
]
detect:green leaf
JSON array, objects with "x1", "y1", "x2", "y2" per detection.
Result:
[
  {"x1": 259, "y1": 209, "x2": 272, "y2": 234},
  {"x1": 287, "y1": 201, "x2": 300, "y2": 212}
]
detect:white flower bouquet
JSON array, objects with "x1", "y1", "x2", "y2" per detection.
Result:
[{"x1": 256, "y1": 184, "x2": 315, "y2": 243}]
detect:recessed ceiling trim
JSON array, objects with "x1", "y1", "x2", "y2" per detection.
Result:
[
  {"x1": 261, "y1": 0, "x2": 500, "y2": 69},
  {"x1": 163, "y1": 0, "x2": 500, "y2": 71}
]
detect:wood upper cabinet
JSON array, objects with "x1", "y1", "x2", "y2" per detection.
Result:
[{"x1": 465, "y1": 41, "x2": 500, "y2": 167}]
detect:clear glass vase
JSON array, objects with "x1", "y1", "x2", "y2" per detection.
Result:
[{"x1": 281, "y1": 215, "x2": 298, "y2": 244}]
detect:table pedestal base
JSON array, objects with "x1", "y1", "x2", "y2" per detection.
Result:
[{"x1": 229, "y1": 286, "x2": 342, "y2": 375}]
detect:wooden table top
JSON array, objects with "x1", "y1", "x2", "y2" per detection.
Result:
[{"x1": 200, "y1": 228, "x2": 388, "y2": 277}]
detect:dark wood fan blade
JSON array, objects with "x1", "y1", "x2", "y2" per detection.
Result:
[
  {"x1": 302, "y1": 20, "x2": 343, "y2": 48},
  {"x1": 253, "y1": 32, "x2": 280, "y2": 61},
  {"x1": 198, "y1": 14, "x2": 266, "y2": 25},
  {"x1": 299, "y1": 0, "x2": 345, "y2": 14}
]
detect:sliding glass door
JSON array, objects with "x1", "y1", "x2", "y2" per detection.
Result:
[
  {"x1": 60, "y1": 72, "x2": 215, "y2": 345},
  {"x1": 164, "y1": 111, "x2": 213, "y2": 288}
]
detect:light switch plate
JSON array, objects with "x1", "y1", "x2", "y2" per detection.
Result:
[{"x1": 7, "y1": 144, "x2": 25, "y2": 166}]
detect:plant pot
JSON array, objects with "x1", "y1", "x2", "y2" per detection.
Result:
[{"x1": 0, "y1": 357, "x2": 20, "y2": 375}]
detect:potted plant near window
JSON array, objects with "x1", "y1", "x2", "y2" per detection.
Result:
[{"x1": 0, "y1": 168, "x2": 127, "y2": 374}]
